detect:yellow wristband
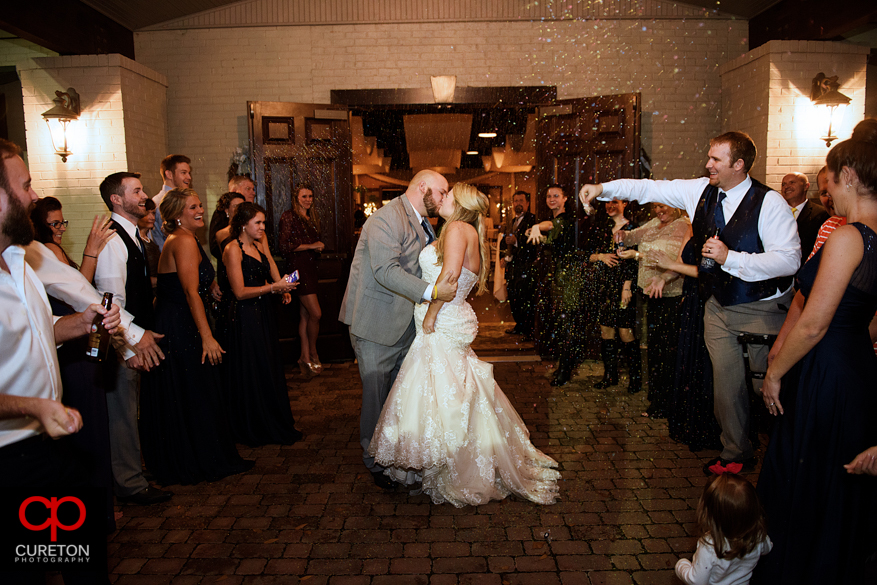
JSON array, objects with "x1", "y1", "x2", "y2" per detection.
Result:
[{"x1": 432, "y1": 285, "x2": 438, "y2": 300}]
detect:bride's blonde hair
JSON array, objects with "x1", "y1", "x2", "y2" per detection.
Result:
[{"x1": 434, "y1": 182, "x2": 490, "y2": 295}]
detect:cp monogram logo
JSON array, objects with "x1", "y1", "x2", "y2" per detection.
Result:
[{"x1": 19, "y1": 496, "x2": 86, "y2": 542}]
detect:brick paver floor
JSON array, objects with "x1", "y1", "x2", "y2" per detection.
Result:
[{"x1": 107, "y1": 348, "x2": 767, "y2": 585}]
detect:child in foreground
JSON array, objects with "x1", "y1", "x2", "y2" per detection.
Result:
[{"x1": 676, "y1": 474, "x2": 772, "y2": 585}]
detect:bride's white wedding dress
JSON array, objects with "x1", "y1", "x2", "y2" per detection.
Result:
[{"x1": 369, "y1": 245, "x2": 560, "y2": 507}]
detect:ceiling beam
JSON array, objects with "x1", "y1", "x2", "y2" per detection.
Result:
[
  {"x1": 750, "y1": 0, "x2": 877, "y2": 48},
  {"x1": 0, "y1": 0, "x2": 134, "y2": 59}
]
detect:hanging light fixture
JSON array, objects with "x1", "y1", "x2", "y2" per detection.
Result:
[
  {"x1": 41, "y1": 88, "x2": 80, "y2": 162},
  {"x1": 810, "y1": 73, "x2": 851, "y2": 148}
]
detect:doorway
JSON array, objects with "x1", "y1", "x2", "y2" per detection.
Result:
[{"x1": 247, "y1": 88, "x2": 645, "y2": 362}]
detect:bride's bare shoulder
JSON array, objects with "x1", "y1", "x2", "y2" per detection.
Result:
[{"x1": 443, "y1": 220, "x2": 477, "y2": 238}]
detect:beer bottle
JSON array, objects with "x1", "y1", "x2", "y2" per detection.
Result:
[{"x1": 85, "y1": 292, "x2": 113, "y2": 362}]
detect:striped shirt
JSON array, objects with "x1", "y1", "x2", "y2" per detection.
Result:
[{"x1": 805, "y1": 215, "x2": 877, "y2": 354}]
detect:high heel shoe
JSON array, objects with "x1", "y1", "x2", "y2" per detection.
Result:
[
  {"x1": 312, "y1": 358, "x2": 323, "y2": 374},
  {"x1": 298, "y1": 358, "x2": 315, "y2": 378}
]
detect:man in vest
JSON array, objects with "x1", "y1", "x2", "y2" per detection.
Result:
[
  {"x1": 95, "y1": 171, "x2": 172, "y2": 504},
  {"x1": 579, "y1": 132, "x2": 801, "y2": 475}
]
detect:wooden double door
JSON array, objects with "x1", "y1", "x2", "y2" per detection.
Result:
[{"x1": 247, "y1": 92, "x2": 642, "y2": 363}]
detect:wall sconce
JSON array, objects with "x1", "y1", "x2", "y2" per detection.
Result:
[
  {"x1": 810, "y1": 73, "x2": 850, "y2": 148},
  {"x1": 431, "y1": 76, "x2": 456, "y2": 104},
  {"x1": 41, "y1": 88, "x2": 80, "y2": 162}
]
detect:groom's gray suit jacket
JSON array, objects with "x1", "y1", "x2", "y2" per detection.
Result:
[{"x1": 340, "y1": 195, "x2": 429, "y2": 346}]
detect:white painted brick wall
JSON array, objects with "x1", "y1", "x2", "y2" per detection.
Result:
[
  {"x1": 134, "y1": 17, "x2": 750, "y2": 208},
  {"x1": 721, "y1": 40, "x2": 868, "y2": 195},
  {"x1": 15, "y1": 55, "x2": 168, "y2": 258}
]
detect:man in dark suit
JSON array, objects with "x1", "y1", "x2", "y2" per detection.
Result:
[
  {"x1": 501, "y1": 190, "x2": 538, "y2": 337},
  {"x1": 781, "y1": 172, "x2": 830, "y2": 260}
]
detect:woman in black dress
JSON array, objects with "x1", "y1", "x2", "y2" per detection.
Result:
[
  {"x1": 212, "y1": 193, "x2": 245, "y2": 347},
  {"x1": 617, "y1": 203, "x2": 690, "y2": 416},
  {"x1": 753, "y1": 120, "x2": 877, "y2": 584},
  {"x1": 648, "y1": 238, "x2": 722, "y2": 451},
  {"x1": 587, "y1": 199, "x2": 639, "y2": 392},
  {"x1": 279, "y1": 185, "x2": 325, "y2": 377},
  {"x1": 527, "y1": 185, "x2": 580, "y2": 369},
  {"x1": 222, "y1": 202, "x2": 301, "y2": 446},
  {"x1": 140, "y1": 188, "x2": 252, "y2": 486}
]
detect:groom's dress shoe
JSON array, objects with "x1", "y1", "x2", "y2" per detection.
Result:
[
  {"x1": 371, "y1": 471, "x2": 396, "y2": 491},
  {"x1": 117, "y1": 485, "x2": 173, "y2": 505}
]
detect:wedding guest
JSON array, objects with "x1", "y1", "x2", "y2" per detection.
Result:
[
  {"x1": 754, "y1": 118, "x2": 877, "y2": 584},
  {"x1": 137, "y1": 198, "x2": 160, "y2": 292},
  {"x1": 587, "y1": 199, "x2": 639, "y2": 392},
  {"x1": 676, "y1": 474, "x2": 772, "y2": 584},
  {"x1": 279, "y1": 184, "x2": 325, "y2": 377},
  {"x1": 139, "y1": 188, "x2": 252, "y2": 485},
  {"x1": 618, "y1": 203, "x2": 690, "y2": 414},
  {"x1": 223, "y1": 202, "x2": 301, "y2": 446}
]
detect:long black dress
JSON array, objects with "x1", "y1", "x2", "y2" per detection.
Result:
[
  {"x1": 533, "y1": 212, "x2": 581, "y2": 359},
  {"x1": 140, "y1": 242, "x2": 251, "y2": 486},
  {"x1": 666, "y1": 240, "x2": 722, "y2": 451},
  {"x1": 754, "y1": 222, "x2": 877, "y2": 585},
  {"x1": 225, "y1": 240, "x2": 302, "y2": 446}
]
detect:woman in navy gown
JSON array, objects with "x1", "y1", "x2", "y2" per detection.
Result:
[
  {"x1": 222, "y1": 202, "x2": 301, "y2": 446},
  {"x1": 140, "y1": 188, "x2": 252, "y2": 486},
  {"x1": 648, "y1": 238, "x2": 722, "y2": 451},
  {"x1": 753, "y1": 120, "x2": 877, "y2": 584}
]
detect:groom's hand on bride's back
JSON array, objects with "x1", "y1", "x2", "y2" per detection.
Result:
[{"x1": 435, "y1": 271, "x2": 458, "y2": 302}]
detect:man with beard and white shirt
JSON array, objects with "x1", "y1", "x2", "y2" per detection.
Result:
[
  {"x1": 501, "y1": 190, "x2": 538, "y2": 337},
  {"x1": 150, "y1": 154, "x2": 192, "y2": 250},
  {"x1": 780, "y1": 172, "x2": 829, "y2": 260},
  {"x1": 580, "y1": 132, "x2": 801, "y2": 476},
  {"x1": 340, "y1": 170, "x2": 458, "y2": 490},
  {"x1": 0, "y1": 138, "x2": 121, "y2": 585},
  {"x1": 95, "y1": 171, "x2": 172, "y2": 505}
]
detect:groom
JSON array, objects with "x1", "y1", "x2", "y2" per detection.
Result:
[{"x1": 340, "y1": 170, "x2": 458, "y2": 490}]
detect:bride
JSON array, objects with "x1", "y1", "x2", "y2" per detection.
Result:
[{"x1": 368, "y1": 183, "x2": 561, "y2": 507}]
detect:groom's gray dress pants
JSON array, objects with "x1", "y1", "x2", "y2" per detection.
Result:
[{"x1": 351, "y1": 320, "x2": 417, "y2": 471}]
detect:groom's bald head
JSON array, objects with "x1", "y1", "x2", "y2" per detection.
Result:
[{"x1": 406, "y1": 170, "x2": 449, "y2": 218}]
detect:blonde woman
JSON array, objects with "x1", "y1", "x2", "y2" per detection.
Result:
[
  {"x1": 368, "y1": 183, "x2": 560, "y2": 507},
  {"x1": 140, "y1": 188, "x2": 252, "y2": 486}
]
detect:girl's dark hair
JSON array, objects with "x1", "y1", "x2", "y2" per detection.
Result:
[
  {"x1": 30, "y1": 196, "x2": 62, "y2": 245},
  {"x1": 216, "y1": 191, "x2": 245, "y2": 214},
  {"x1": 826, "y1": 117, "x2": 877, "y2": 196},
  {"x1": 229, "y1": 202, "x2": 266, "y2": 238},
  {"x1": 696, "y1": 474, "x2": 767, "y2": 560}
]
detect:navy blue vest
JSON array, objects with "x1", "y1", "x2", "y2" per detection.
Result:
[
  {"x1": 691, "y1": 179, "x2": 793, "y2": 306},
  {"x1": 108, "y1": 220, "x2": 155, "y2": 330}
]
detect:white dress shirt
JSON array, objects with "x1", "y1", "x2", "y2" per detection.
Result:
[
  {"x1": 410, "y1": 205, "x2": 435, "y2": 302},
  {"x1": 790, "y1": 198, "x2": 808, "y2": 220},
  {"x1": 0, "y1": 245, "x2": 62, "y2": 448},
  {"x1": 23, "y1": 240, "x2": 144, "y2": 352},
  {"x1": 602, "y1": 176, "x2": 801, "y2": 300},
  {"x1": 151, "y1": 185, "x2": 173, "y2": 251},
  {"x1": 95, "y1": 213, "x2": 140, "y2": 312}
]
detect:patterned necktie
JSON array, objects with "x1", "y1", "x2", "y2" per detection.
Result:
[
  {"x1": 421, "y1": 218, "x2": 435, "y2": 245},
  {"x1": 714, "y1": 191, "x2": 727, "y2": 232}
]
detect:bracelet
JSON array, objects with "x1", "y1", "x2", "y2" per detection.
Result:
[
  {"x1": 431, "y1": 285, "x2": 438, "y2": 300},
  {"x1": 83, "y1": 254, "x2": 97, "y2": 259}
]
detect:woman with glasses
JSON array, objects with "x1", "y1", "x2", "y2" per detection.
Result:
[{"x1": 30, "y1": 196, "x2": 114, "y2": 282}]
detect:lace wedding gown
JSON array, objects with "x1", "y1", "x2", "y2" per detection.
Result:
[{"x1": 369, "y1": 245, "x2": 561, "y2": 507}]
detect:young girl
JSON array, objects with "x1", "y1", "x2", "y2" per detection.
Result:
[{"x1": 676, "y1": 474, "x2": 772, "y2": 585}]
